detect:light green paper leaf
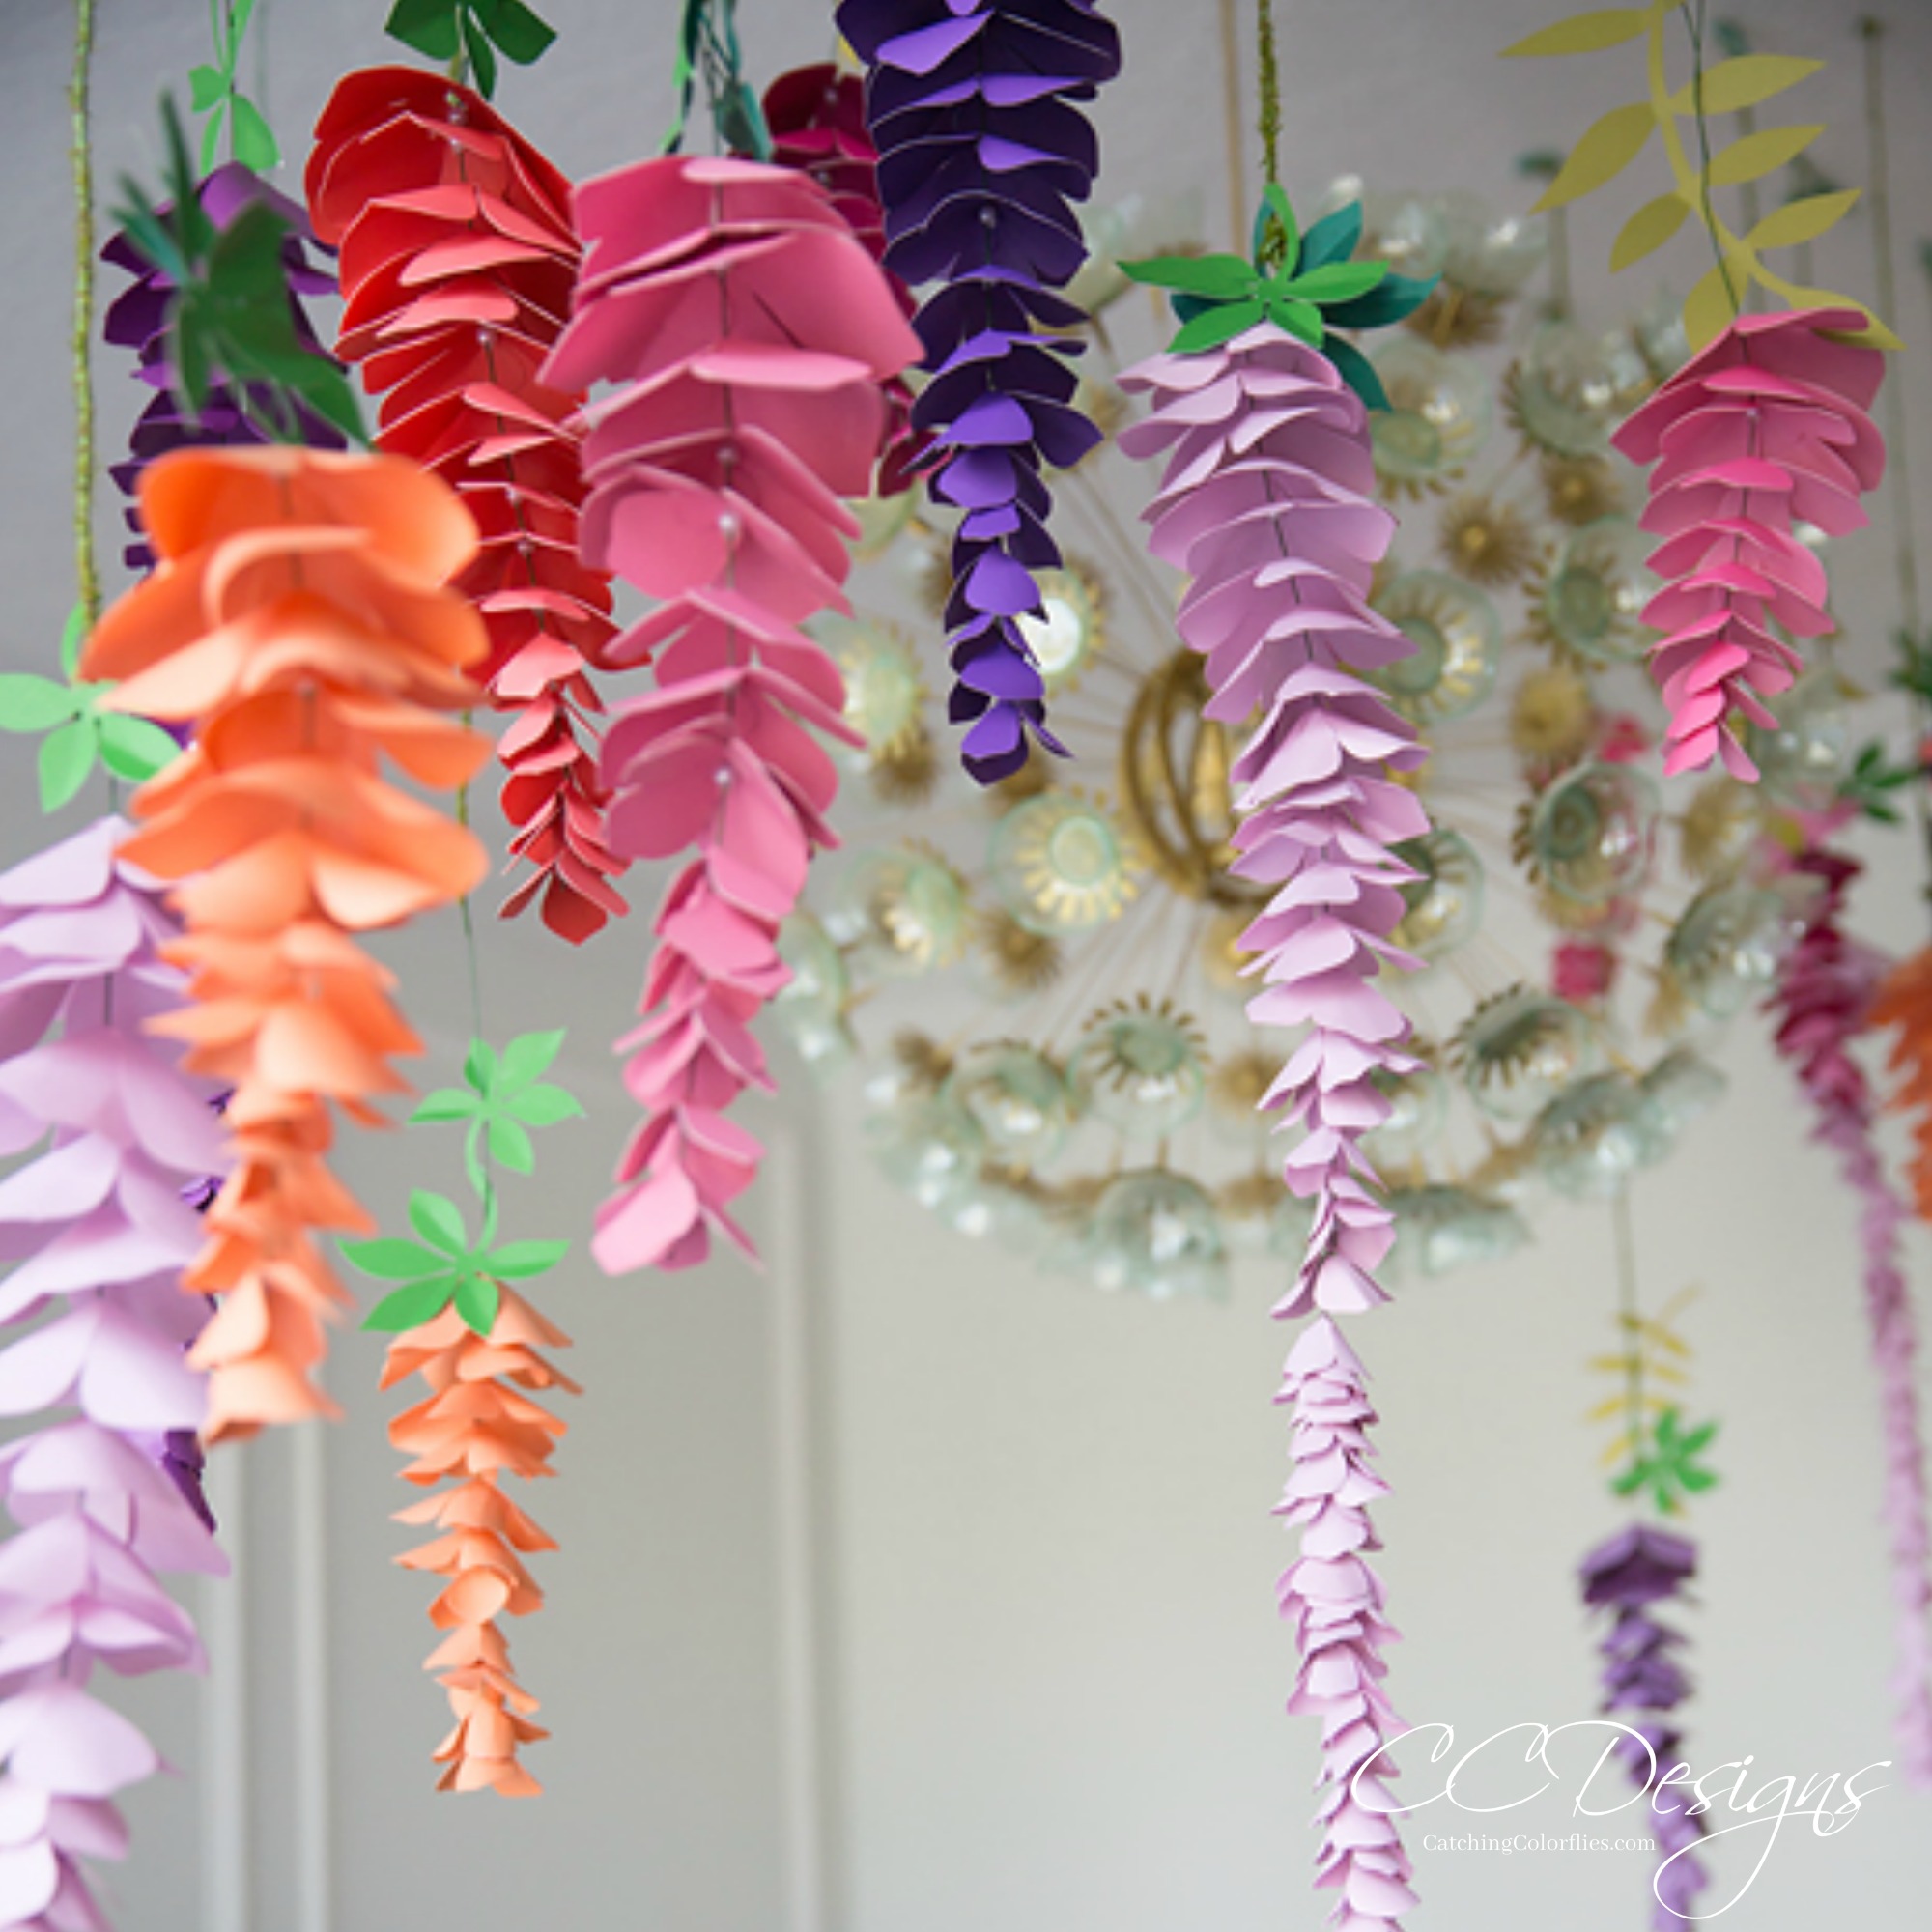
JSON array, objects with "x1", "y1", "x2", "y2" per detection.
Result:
[
  {"x1": 487, "y1": 1239, "x2": 568, "y2": 1278},
  {"x1": 364, "y1": 1276, "x2": 459, "y2": 1331},
  {"x1": 454, "y1": 1273, "x2": 501, "y2": 1335},
  {"x1": 488, "y1": 1117, "x2": 535, "y2": 1175},
  {"x1": 97, "y1": 713, "x2": 182, "y2": 782},
  {"x1": 0, "y1": 675, "x2": 82, "y2": 733},
  {"x1": 1278, "y1": 260, "x2": 1386, "y2": 304},
  {"x1": 507, "y1": 1083, "x2": 583, "y2": 1127},
  {"x1": 60, "y1": 606, "x2": 85, "y2": 677},
  {"x1": 340, "y1": 1236, "x2": 447, "y2": 1280},
  {"x1": 1746, "y1": 188, "x2": 1860, "y2": 253},
  {"x1": 498, "y1": 1029, "x2": 566, "y2": 1092},
  {"x1": 1706, "y1": 124, "x2": 1823, "y2": 188},
  {"x1": 409, "y1": 1189, "x2": 469, "y2": 1257},
  {"x1": 1120, "y1": 253, "x2": 1255, "y2": 299},
  {"x1": 187, "y1": 64, "x2": 225, "y2": 111},
  {"x1": 1671, "y1": 53, "x2": 1822, "y2": 116},
  {"x1": 464, "y1": 1038, "x2": 500, "y2": 1094},
  {"x1": 38, "y1": 719, "x2": 97, "y2": 813},
  {"x1": 1609, "y1": 191, "x2": 1690, "y2": 271},
  {"x1": 1501, "y1": 9, "x2": 1650, "y2": 57},
  {"x1": 1531, "y1": 100, "x2": 1656, "y2": 212},
  {"x1": 411, "y1": 1088, "x2": 482, "y2": 1124},
  {"x1": 230, "y1": 95, "x2": 280, "y2": 171},
  {"x1": 1170, "y1": 298, "x2": 1264, "y2": 354}
]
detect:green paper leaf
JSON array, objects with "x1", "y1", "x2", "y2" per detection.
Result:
[
  {"x1": 229, "y1": 95, "x2": 280, "y2": 171},
  {"x1": 486, "y1": 1238, "x2": 568, "y2": 1278},
  {"x1": 0, "y1": 676, "x2": 82, "y2": 733},
  {"x1": 464, "y1": 1038, "x2": 500, "y2": 1094},
  {"x1": 1120, "y1": 252, "x2": 1255, "y2": 300},
  {"x1": 1170, "y1": 298, "x2": 1264, "y2": 354},
  {"x1": 409, "y1": 1189, "x2": 469, "y2": 1257},
  {"x1": 1251, "y1": 184, "x2": 1299, "y2": 270},
  {"x1": 1707, "y1": 124, "x2": 1823, "y2": 188},
  {"x1": 198, "y1": 105, "x2": 226, "y2": 177},
  {"x1": 60, "y1": 606, "x2": 85, "y2": 678},
  {"x1": 461, "y1": 10, "x2": 499, "y2": 97},
  {"x1": 384, "y1": 0, "x2": 461, "y2": 59},
  {"x1": 188, "y1": 63, "x2": 225, "y2": 110},
  {"x1": 1296, "y1": 202, "x2": 1364, "y2": 273},
  {"x1": 484, "y1": 0, "x2": 556, "y2": 64},
  {"x1": 506, "y1": 1083, "x2": 583, "y2": 1127},
  {"x1": 411, "y1": 1088, "x2": 482, "y2": 1124},
  {"x1": 1531, "y1": 100, "x2": 1656, "y2": 212},
  {"x1": 1610, "y1": 191, "x2": 1691, "y2": 271},
  {"x1": 478, "y1": 1179, "x2": 499, "y2": 1250},
  {"x1": 1501, "y1": 10, "x2": 1650, "y2": 57},
  {"x1": 488, "y1": 1117, "x2": 535, "y2": 1175},
  {"x1": 454, "y1": 1273, "x2": 501, "y2": 1335},
  {"x1": 340, "y1": 1236, "x2": 448, "y2": 1281},
  {"x1": 1278, "y1": 260, "x2": 1387, "y2": 304},
  {"x1": 498, "y1": 1029, "x2": 566, "y2": 1092},
  {"x1": 364, "y1": 1276, "x2": 459, "y2": 1331},
  {"x1": 1268, "y1": 295, "x2": 1324, "y2": 346},
  {"x1": 97, "y1": 712, "x2": 182, "y2": 782},
  {"x1": 38, "y1": 719, "x2": 97, "y2": 813}
]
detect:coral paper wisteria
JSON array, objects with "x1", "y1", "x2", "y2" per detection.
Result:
[
  {"x1": 543, "y1": 154, "x2": 919, "y2": 1274},
  {"x1": 838, "y1": 0, "x2": 1121, "y2": 782},
  {"x1": 79, "y1": 447, "x2": 491, "y2": 1437},
  {"x1": 306, "y1": 67, "x2": 626, "y2": 944}
]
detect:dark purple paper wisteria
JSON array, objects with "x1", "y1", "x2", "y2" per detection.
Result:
[
  {"x1": 837, "y1": 0, "x2": 1121, "y2": 782},
  {"x1": 101, "y1": 162, "x2": 343, "y2": 572}
]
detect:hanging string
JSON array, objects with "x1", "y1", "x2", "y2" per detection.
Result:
[
  {"x1": 1255, "y1": 0, "x2": 1280, "y2": 189},
  {"x1": 1676, "y1": 0, "x2": 1741, "y2": 317},
  {"x1": 70, "y1": 0, "x2": 99, "y2": 632},
  {"x1": 1215, "y1": 0, "x2": 1245, "y2": 250}
]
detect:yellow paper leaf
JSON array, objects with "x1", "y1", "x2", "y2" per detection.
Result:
[
  {"x1": 1502, "y1": 8, "x2": 1655, "y2": 57},
  {"x1": 1707, "y1": 124, "x2": 1824, "y2": 187},
  {"x1": 1601, "y1": 1434, "x2": 1635, "y2": 1467},
  {"x1": 1533, "y1": 100, "x2": 1657, "y2": 211},
  {"x1": 1586, "y1": 1395, "x2": 1629, "y2": 1422},
  {"x1": 1610, "y1": 191, "x2": 1690, "y2": 271},
  {"x1": 1747, "y1": 191, "x2": 1860, "y2": 254},
  {"x1": 1650, "y1": 1361, "x2": 1690, "y2": 1386},
  {"x1": 1669, "y1": 53, "x2": 1823, "y2": 115},
  {"x1": 1682, "y1": 258, "x2": 1743, "y2": 351},
  {"x1": 1758, "y1": 273, "x2": 1903, "y2": 350},
  {"x1": 1588, "y1": 1353, "x2": 1637, "y2": 1374}
]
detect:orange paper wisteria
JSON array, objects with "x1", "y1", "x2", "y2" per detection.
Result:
[
  {"x1": 79, "y1": 446, "x2": 490, "y2": 1437},
  {"x1": 1871, "y1": 947, "x2": 1932, "y2": 1223},
  {"x1": 306, "y1": 67, "x2": 625, "y2": 944},
  {"x1": 381, "y1": 1287, "x2": 575, "y2": 1796}
]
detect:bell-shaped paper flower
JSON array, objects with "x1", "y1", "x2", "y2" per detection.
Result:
[
  {"x1": 837, "y1": 0, "x2": 1121, "y2": 782},
  {"x1": 542, "y1": 155, "x2": 919, "y2": 1275},
  {"x1": 380, "y1": 1288, "x2": 573, "y2": 1798},
  {"x1": 305, "y1": 67, "x2": 625, "y2": 946},
  {"x1": 1776, "y1": 850, "x2": 1932, "y2": 1781},
  {"x1": 79, "y1": 447, "x2": 491, "y2": 1438},
  {"x1": 0, "y1": 817, "x2": 227, "y2": 1928},
  {"x1": 1611, "y1": 308, "x2": 1886, "y2": 781},
  {"x1": 102, "y1": 162, "x2": 345, "y2": 574}
]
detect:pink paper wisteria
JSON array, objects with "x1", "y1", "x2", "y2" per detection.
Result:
[
  {"x1": 1120, "y1": 327, "x2": 1426, "y2": 1929},
  {"x1": 0, "y1": 818, "x2": 227, "y2": 1927},
  {"x1": 542, "y1": 156, "x2": 920, "y2": 1274},
  {"x1": 1611, "y1": 307, "x2": 1886, "y2": 781}
]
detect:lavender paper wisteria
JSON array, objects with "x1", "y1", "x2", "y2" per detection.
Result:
[
  {"x1": 102, "y1": 162, "x2": 343, "y2": 572},
  {"x1": 837, "y1": 0, "x2": 1120, "y2": 782},
  {"x1": 1120, "y1": 329, "x2": 1426, "y2": 1929},
  {"x1": 0, "y1": 819, "x2": 227, "y2": 1929}
]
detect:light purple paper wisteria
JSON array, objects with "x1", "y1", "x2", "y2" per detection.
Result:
[
  {"x1": 1120, "y1": 327, "x2": 1426, "y2": 1930},
  {"x1": 0, "y1": 818, "x2": 227, "y2": 1929},
  {"x1": 1766, "y1": 844, "x2": 1932, "y2": 1784}
]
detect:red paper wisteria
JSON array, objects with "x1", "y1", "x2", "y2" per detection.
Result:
[
  {"x1": 306, "y1": 67, "x2": 626, "y2": 944},
  {"x1": 542, "y1": 155, "x2": 920, "y2": 1275},
  {"x1": 1121, "y1": 327, "x2": 1426, "y2": 1930},
  {"x1": 79, "y1": 446, "x2": 491, "y2": 1437},
  {"x1": 1611, "y1": 308, "x2": 1886, "y2": 781}
]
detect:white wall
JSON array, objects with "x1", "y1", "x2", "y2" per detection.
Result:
[{"x1": 3, "y1": 2, "x2": 1932, "y2": 1929}]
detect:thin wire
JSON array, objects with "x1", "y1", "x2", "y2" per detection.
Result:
[
  {"x1": 1677, "y1": 1, "x2": 1741, "y2": 315},
  {"x1": 1215, "y1": 0, "x2": 1246, "y2": 250},
  {"x1": 70, "y1": 0, "x2": 99, "y2": 632},
  {"x1": 1610, "y1": 1183, "x2": 1648, "y2": 1489}
]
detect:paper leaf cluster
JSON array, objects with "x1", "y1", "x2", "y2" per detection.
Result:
[
  {"x1": 1773, "y1": 849, "x2": 1932, "y2": 1779},
  {"x1": 838, "y1": 0, "x2": 1122, "y2": 783},
  {"x1": 104, "y1": 156, "x2": 349, "y2": 574},
  {"x1": 307, "y1": 68, "x2": 626, "y2": 945},
  {"x1": 78, "y1": 447, "x2": 492, "y2": 1437},
  {"x1": 666, "y1": 0, "x2": 768, "y2": 159},
  {"x1": 1610, "y1": 307, "x2": 1886, "y2": 779},
  {"x1": 0, "y1": 818, "x2": 227, "y2": 1926},
  {"x1": 384, "y1": 0, "x2": 556, "y2": 100},
  {"x1": 541, "y1": 154, "x2": 919, "y2": 1275},
  {"x1": 188, "y1": 0, "x2": 278, "y2": 171},
  {"x1": 1503, "y1": 2, "x2": 1894, "y2": 349}
]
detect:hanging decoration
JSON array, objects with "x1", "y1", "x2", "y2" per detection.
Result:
[
  {"x1": 837, "y1": 0, "x2": 1122, "y2": 783},
  {"x1": 542, "y1": 153, "x2": 920, "y2": 1274},
  {"x1": 78, "y1": 446, "x2": 492, "y2": 1436},
  {"x1": 307, "y1": 67, "x2": 626, "y2": 944}
]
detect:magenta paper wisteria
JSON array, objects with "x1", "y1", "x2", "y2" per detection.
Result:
[
  {"x1": 1611, "y1": 308, "x2": 1886, "y2": 781},
  {"x1": 1120, "y1": 327, "x2": 1426, "y2": 1929},
  {"x1": 0, "y1": 818, "x2": 227, "y2": 1927}
]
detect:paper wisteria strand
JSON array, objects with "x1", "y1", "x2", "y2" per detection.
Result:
[
  {"x1": 306, "y1": 68, "x2": 625, "y2": 945},
  {"x1": 1610, "y1": 308, "x2": 1886, "y2": 781},
  {"x1": 1578, "y1": 1525, "x2": 1711, "y2": 1927},
  {"x1": 1119, "y1": 329, "x2": 1426, "y2": 1929},
  {"x1": 1772, "y1": 848, "x2": 1932, "y2": 1781},
  {"x1": 0, "y1": 818, "x2": 228, "y2": 1929},
  {"x1": 761, "y1": 63, "x2": 923, "y2": 496},
  {"x1": 837, "y1": 0, "x2": 1121, "y2": 783},
  {"x1": 382, "y1": 1289, "x2": 574, "y2": 1796},
  {"x1": 542, "y1": 155, "x2": 919, "y2": 1274},
  {"x1": 102, "y1": 161, "x2": 345, "y2": 573},
  {"x1": 79, "y1": 446, "x2": 491, "y2": 1436}
]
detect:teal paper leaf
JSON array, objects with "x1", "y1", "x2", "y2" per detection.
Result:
[
  {"x1": 1323, "y1": 335, "x2": 1391, "y2": 412},
  {"x1": 1297, "y1": 201, "x2": 1364, "y2": 272},
  {"x1": 1323, "y1": 270, "x2": 1437, "y2": 331}
]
